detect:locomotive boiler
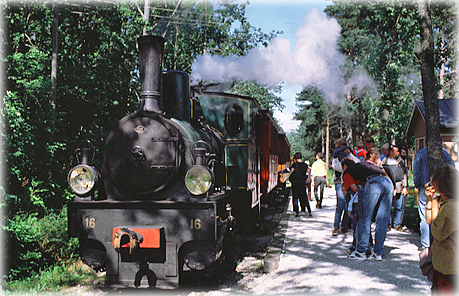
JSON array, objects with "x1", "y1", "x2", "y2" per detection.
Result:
[{"x1": 67, "y1": 35, "x2": 290, "y2": 288}]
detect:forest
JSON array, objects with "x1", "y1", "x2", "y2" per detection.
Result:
[{"x1": 1, "y1": 0, "x2": 456, "y2": 291}]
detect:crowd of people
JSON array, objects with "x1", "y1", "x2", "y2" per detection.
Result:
[{"x1": 279, "y1": 137, "x2": 457, "y2": 294}]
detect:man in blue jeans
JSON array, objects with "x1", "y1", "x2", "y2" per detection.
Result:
[
  {"x1": 413, "y1": 147, "x2": 454, "y2": 251},
  {"x1": 341, "y1": 157, "x2": 393, "y2": 261}
]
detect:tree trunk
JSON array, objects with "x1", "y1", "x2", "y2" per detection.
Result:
[
  {"x1": 143, "y1": 0, "x2": 149, "y2": 35},
  {"x1": 417, "y1": 0, "x2": 443, "y2": 173},
  {"x1": 50, "y1": 3, "x2": 58, "y2": 143}
]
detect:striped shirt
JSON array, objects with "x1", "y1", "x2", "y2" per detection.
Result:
[{"x1": 431, "y1": 199, "x2": 458, "y2": 275}]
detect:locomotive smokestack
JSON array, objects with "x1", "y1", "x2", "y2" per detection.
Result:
[{"x1": 138, "y1": 35, "x2": 165, "y2": 112}]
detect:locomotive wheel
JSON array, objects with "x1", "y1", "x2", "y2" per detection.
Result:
[{"x1": 80, "y1": 239, "x2": 106, "y2": 271}]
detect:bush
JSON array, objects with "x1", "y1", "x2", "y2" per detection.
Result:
[
  {"x1": 4, "y1": 259, "x2": 100, "y2": 294},
  {"x1": 3, "y1": 207, "x2": 79, "y2": 281}
]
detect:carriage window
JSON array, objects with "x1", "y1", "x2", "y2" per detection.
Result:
[{"x1": 224, "y1": 104, "x2": 244, "y2": 137}]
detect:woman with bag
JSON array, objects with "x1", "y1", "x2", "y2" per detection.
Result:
[{"x1": 425, "y1": 164, "x2": 458, "y2": 295}]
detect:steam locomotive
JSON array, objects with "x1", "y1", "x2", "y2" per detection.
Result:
[{"x1": 67, "y1": 35, "x2": 290, "y2": 288}]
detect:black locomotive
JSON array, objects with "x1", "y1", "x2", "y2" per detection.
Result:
[{"x1": 67, "y1": 35, "x2": 290, "y2": 288}]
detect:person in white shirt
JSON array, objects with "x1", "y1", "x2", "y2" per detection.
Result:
[{"x1": 380, "y1": 145, "x2": 408, "y2": 231}]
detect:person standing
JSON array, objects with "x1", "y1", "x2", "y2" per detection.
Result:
[
  {"x1": 341, "y1": 157, "x2": 394, "y2": 261},
  {"x1": 311, "y1": 152, "x2": 329, "y2": 209},
  {"x1": 425, "y1": 164, "x2": 458, "y2": 294},
  {"x1": 331, "y1": 138, "x2": 352, "y2": 236},
  {"x1": 288, "y1": 152, "x2": 312, "y2": 218},
  {"x1": 413, "y1": 147, "x2": 454, "y2": 251},
  {"x1": 354, "y1": 141, "x2": 367, "y2": 162},
  {"x1": 451, "y1": 151, "x2": 459, "y2": 171},
  {"x1": 305, "y1": 160, "x2": 312, "y2": 202},
  {"x1": 279, "y1": 159, "x2": 294, "y2": 200},
  {"x1": 365, "y1": 147, "x2": 379, "y2": 165},
  {"x1": 379, "y1": 143, "x2": 389, "y2": 162},
  {"x1": 380, "y1": 145, "x2": 408, "y2": 231},
  {"x1": 365, "y1": 136, "x2": 375, "y2": 151}
]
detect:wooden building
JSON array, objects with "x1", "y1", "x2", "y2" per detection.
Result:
[{"x1": 406, "y1": 99, "x2": 458, "y2": 153}]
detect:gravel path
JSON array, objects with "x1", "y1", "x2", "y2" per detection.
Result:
[{"x1": 190, "y1": 186, "x2": 432, "y2": 296}]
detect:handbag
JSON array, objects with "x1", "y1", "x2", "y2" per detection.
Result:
[
  {"x1": 419, "y1": 247, "x2": 434, "y2": 282},
  {"x1": 332, "y1": 157, "x2": 342, "y2": 172},
  {"x1": 305, "y1": 168, "x2": 312, "y2": 184}
]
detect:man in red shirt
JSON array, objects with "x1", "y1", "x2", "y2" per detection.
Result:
[{"x1": 341, "y1": 157, "x2": 393, "y2": 261}]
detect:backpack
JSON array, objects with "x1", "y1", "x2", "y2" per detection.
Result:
[
  {"x1": 332, "y1": 157, "x2": 343, "y2": 172},
  {"x1": 382, "y1": 164, "x2": 404, "y2": 183},
  {"x1": 289, "y1": 162, "x2": 307, "y2": 183},
  {"x1": 354, "y1": 149, "x2": 365, "y2": 162}
]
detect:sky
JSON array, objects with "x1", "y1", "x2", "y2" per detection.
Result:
[{"x1": 243, "y1": 0, "x2": 331, "y2": 133}]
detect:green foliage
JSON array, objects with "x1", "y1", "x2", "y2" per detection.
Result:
[
  {"x1": 2, "y1": 0, "x2": 279, "y2": 286},
  {"x1": 324, "y1": 0, "x2": 421, "y2": 146},
  {"x1": 3, "y1": 0, "x2": 276, "y2": 216},
  {"x1": 287, "y1": 1, "x2": 454, "y2": 160},
  {"x1": 3, "y1": 42, "x2": 67, "y2": 214},
  {"x1": 317, "y1": 1, "x2": 455, "y2": 150},
  {"x1": 3, "y1": 208, "x2": 79, "y2": 281},
  {"x1": 143, "y1": 0, "x2": 278, "y2": 71},
  {"x1": 5, "y1": 260, "x2": 99, "y2": 294},
  {"x1": 231, "y1": 80, "x2": 284, "y2": 115}
]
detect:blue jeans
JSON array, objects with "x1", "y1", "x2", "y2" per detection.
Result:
[
  {"x1": 417, "y1": 188, "x2": 430, "y2": 248},
  {"x1": 334, "y1": 183, "x2": 349, "y2": 228},
  {"x1": 356, "y1": 176, "x2": 393, "y2": 255},
  {"x1": 392, "y1": 192, "x2": 407, "y2": 227}
]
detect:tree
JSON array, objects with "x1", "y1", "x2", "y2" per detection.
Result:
[
  {"x1": 286, "y1": 0, "x2": 453, "y2": 164},
  {"x1": 230, "y1": 80, "x2": 283, "y2": 115},
  {"x1": 416, "y1": 0, "x2": 443, "y2": 172},
  {"x1": 2, "y1": 0, "x2": 277, "y2": 217},
  {"x1": 289, "y1": 86, "x2": 331, "y2": 162},
  {"x1": 430, "y1": 1, "x2": 457, "y2": 99},
  {"x1": 324, "y1": 0, "x2": 419, "y2": 147}
]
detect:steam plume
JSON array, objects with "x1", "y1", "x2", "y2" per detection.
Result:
[{"x1": 191, "y1": 8, "x2": 374, "y2": 104}]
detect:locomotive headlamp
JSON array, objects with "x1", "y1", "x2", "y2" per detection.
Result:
[
  {"x1": 185, "y1": 165, "x2": 213, "y2": 196},
  {"x1": 68, "y1": 148, "x2": 100, "y2": 197},
  {"x1": 68, "y1": 164, "x2": 99, "y2": 196}
]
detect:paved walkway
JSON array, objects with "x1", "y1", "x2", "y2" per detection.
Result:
[
  {"x1": 61, "y1": 188, "x2": 433, "y2": 296},
  {"x1": 246, "y1": 186, "x2": 432, "y2": 295}
]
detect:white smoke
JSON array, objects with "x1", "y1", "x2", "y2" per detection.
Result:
[{"x1": 191, "y1": 8, "x2": 374, "y2": 104}]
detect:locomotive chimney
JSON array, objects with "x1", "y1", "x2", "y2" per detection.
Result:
[{"x1": 137, "y1": 35, "x2": 166, "y2": 112}]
